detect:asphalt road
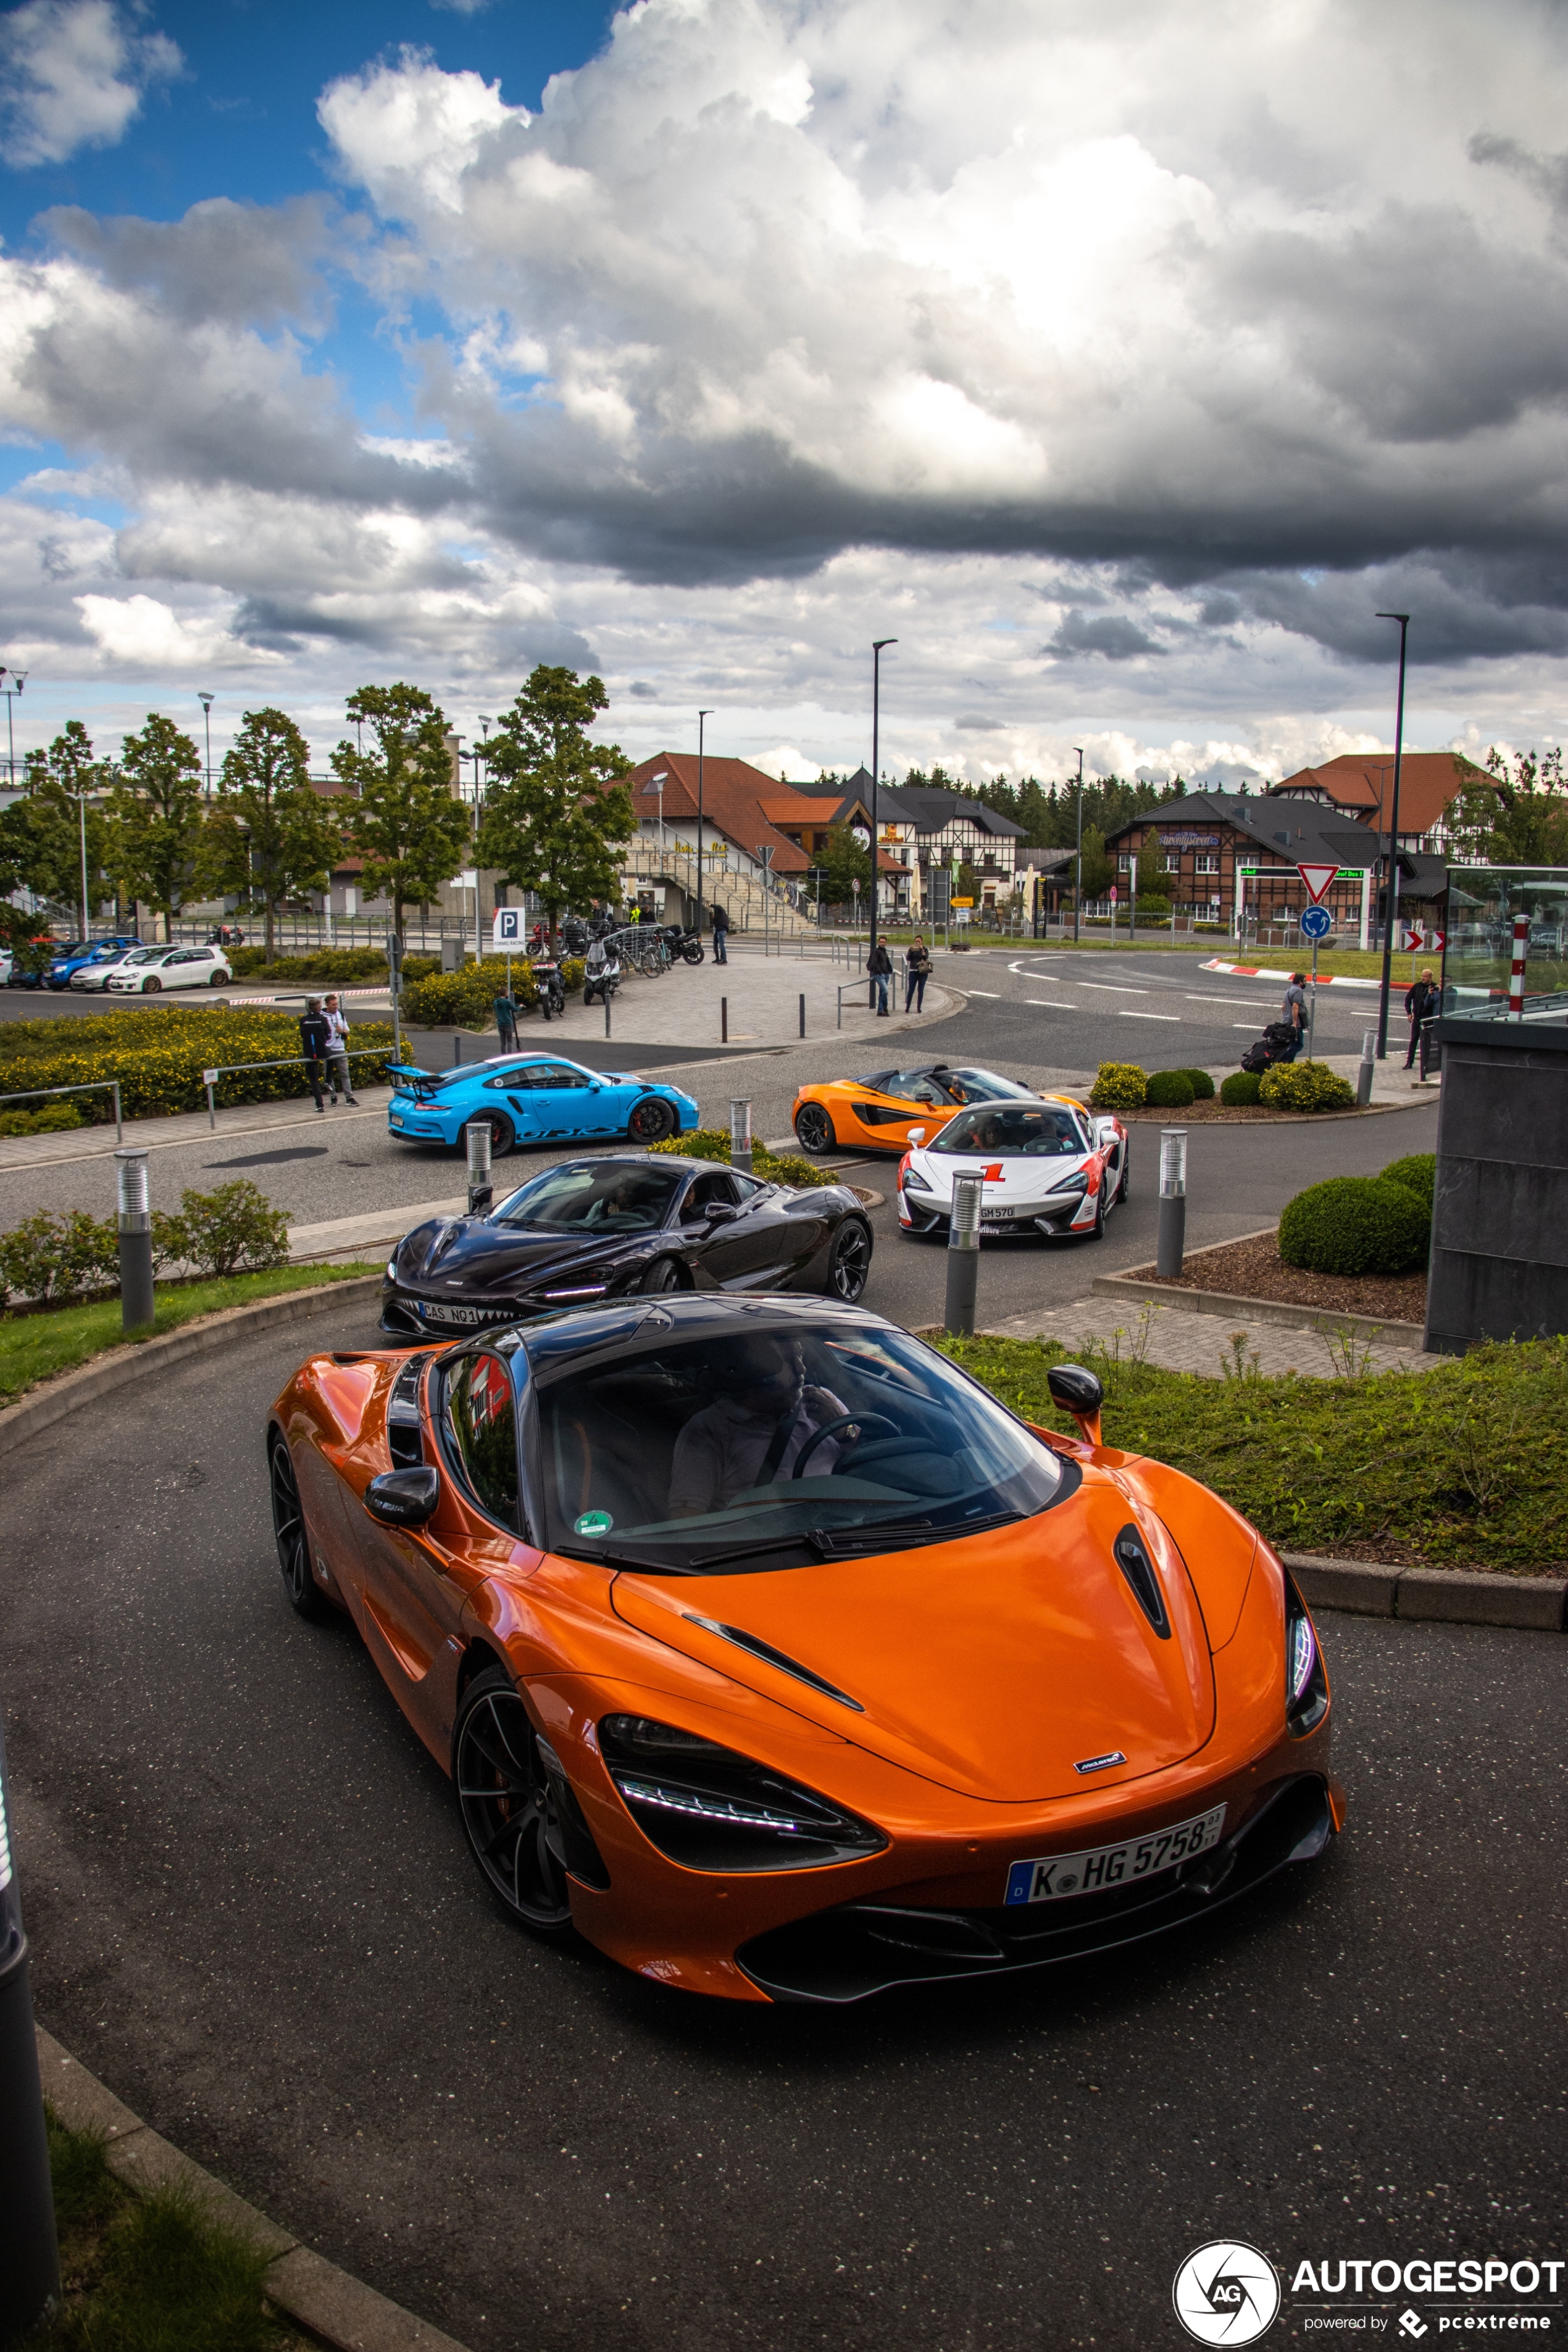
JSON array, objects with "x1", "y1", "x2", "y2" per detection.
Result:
[{"x1": 5, "y1": 1304, "x2": 1562, "y2": 2350}]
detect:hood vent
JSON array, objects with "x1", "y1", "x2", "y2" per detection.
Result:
[
  {"x1": 682, "y1": 1614, "x2": 864, "y2": 1711},
  {"x1": 1112, "y1": 1524, "x2": 1171, "y2": 1639}
]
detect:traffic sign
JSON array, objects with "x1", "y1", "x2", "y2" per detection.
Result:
[
  {"x1": 1399, "y1": 925, "x2": 1446, "y2": 954},
  {"x1": 1296, "y1": 862, "x2": 1339, "y2": 904},
  {"x1": 1299, "y1": 904, "x2": 1333, "y2": 941},
  {"x1": 951, "y1": 896, "x2": 974, "y2": 908},
  {"x1": 492, "y1": 907, "x2": 524, "y2": 945}
]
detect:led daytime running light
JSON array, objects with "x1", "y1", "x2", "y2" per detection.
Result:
[
  {"x1": 612, "y1": 1774, "x2": 811, "y2": 1835},
  {"x1": 1288, "y1": 1613, "x2": 1317, "y2": 1704}
]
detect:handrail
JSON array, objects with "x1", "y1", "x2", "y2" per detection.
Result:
[
  {"x1": 0, "y1": 1077, "x2": 123, "y2": 1143},
  {"x1": 199, "y1": 1046, "x2": 391, "y2": 1130}
]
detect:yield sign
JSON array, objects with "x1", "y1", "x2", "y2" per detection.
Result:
[{"x1": 1296, "y1": 862, "x2": 1339, "y2": 905}]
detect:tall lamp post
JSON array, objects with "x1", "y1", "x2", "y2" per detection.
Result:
[
  {"x1": 198, "y1": 691, "x2": 214, "y2": 801},
  {"x1": 0, "y1": 667, "x2": 27, "y2": 786},
  {"x1": 695, "y1": 709, "x2": 712, "y2": 940},
  {"x1": 870, "y1": 639, "x2": 896, "y2": 952},
  {"x1": 1374, "y1": 612, "x2": 1411, "y2": 1059},
  {"x1": 1072, "y1": 746, "x2": 1085, "y2": 944}
]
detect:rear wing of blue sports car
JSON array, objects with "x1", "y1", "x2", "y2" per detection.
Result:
[{"x1": 387, "y1": 1062, "x2": 443, "y2": 1099}]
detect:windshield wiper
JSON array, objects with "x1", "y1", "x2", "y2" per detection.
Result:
[
  {"x1": 814, "y1": 1509, "x2": 1024, "y2": 1555},
  {"x1": 553, "y1": 1543, "x2": 705, "y2": 1574}
]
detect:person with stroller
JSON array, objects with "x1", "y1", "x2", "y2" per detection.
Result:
[{"x1": 1280, "y1": 972, "x2": 1308, "y2": 1061}]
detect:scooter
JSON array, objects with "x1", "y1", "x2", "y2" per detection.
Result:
[
  {"x1": 582, "y1": 939, "x2": 622, "y2": 1007},
  {"x1": 530, "y1": 953, "x2": 567, "y2": 1020}
]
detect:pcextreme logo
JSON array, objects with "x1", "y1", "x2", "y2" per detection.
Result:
[{"x1": 1173, "y1": 2241, "x2": 1283, "y2": 2345}]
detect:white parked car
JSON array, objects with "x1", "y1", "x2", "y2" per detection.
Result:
[
  {"x1": 896, "y1": 1093, "x2": 1130, "y2": 1242},
  {"x1": 0, "y1": 944, "x2": 12, "y2": 985},
  {"x1": 106, "y1": 945, "x2": 233, "y2": 995},
  {"x1": 70, "y1": 944, "x2": 154, "y2": 991}
]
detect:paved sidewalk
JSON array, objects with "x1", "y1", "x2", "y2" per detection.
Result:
[{"x1": 982, "y1": 1291, "x2": 1436, "y2": 1377}]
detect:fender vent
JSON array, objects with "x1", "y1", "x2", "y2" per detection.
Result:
[
  {"x1": 387, "y1": 1354, "x2": 430, "y2": 1469},
  {"x1": 1112, "y1": 1524, "x2": 1170, "y2": 1638}
]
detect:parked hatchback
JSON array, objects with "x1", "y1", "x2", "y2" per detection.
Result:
[
  {"x1": 49, "y1": 936, "x2": 140, "y2": 990},
  {"x1": 106, "y1": 945, "x2": 232, "y2": 994}
]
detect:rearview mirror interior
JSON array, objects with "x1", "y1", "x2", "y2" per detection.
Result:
[{"x1": 364, "y1": 1466, "x2": 440, "y2": 1528}]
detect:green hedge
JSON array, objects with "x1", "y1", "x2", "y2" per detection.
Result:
[
  {"x1": 0, "y1": 1006, "x2": 396, "y2": 1120},
  {"x1": 401, "y1": 957, "x2": 586, "y2": 1032},
  {"x1": 1382, "y1": 1152, "x2": 1436, "y2": 1211},
  {"x1": 649, "y1": 1127, "x2": 833, "y2": 1189},
  {"x1": 1259, "y1": 1060, "x2": 1357, "y2": 1112},
  {"x1": 0, "y1": 1100, "x2": 86, "y2": 1135},
  {"x1": 1278, "y1": 1175, "x2": 1430, "y2": 1276},
  {"x1": 1178, "y1": 1067, "x2": 1216, "y2": 1101},
  {"x1": 0, "y1": 1180, "x2": 289, "y2": 1304},
  {"x1": 227, "y1": 945, "x2": 396, "y2": 983},
  {"x1": 1220, "y1": 1070, "x2": 1262, "y2": 1106},
  {"x1": 1090, "y1": 1061, "x2": 1146, "y2": 1110},
  {"x1": 1145, "y1": 1069, "x2": 1195, "y2": 1108}
]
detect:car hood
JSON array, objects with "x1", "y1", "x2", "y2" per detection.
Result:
[
  {"x1": 395, "y1": 1214, "x2": 638, "y2": 1289},
  {"x1": 609, "y1": 1484, "x2": 1216, "y2": 1803}
]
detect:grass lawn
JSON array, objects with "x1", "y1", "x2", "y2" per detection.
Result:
[
  {"x1": 38, "y1": 2108, "x2": 303, "y2": 2351},
  {"x1": 0, "y1": 1262, "x2": 380, "y2": 1406},
  {"x1": 937, "y1": 1329, "x2": 1568, "y2": 1574}
]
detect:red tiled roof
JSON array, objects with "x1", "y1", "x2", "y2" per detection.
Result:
[
  {"x1": 1271, "y1": 753, "x2": 1494, "y2": 836},
  {"x1": 628, "y1": 754, "x2": 815, "y2": 873}
]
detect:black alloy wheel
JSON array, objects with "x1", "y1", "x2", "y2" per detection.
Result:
[
  {"x1": 1117, "y1": 1148, "x2": 1130, "y2": 1205},
  {"x1": 453, "y1": 1669, "x2": 576, "y2": 1936},
  {"x1": 627, "y1": 1096, "x2": 675, "y2": 1145},
  {"x1": 639, "y1": 1256, "x2": 685, "y2": 1293},
  {"x1": 1088, "y1": 1181, "x2": 1106, "y2": 1240},
  {"x1": 794, "y1": 1103, "x2": 835, "y2": 1155},
  {"x1": 269, "y1": 1434, "x2": 331, "y2": 1620},
  {"x1": 825, "y1": 1215, "x2": 872, "y2": 1302},
  {"x1": 477, "y1": 1112, "x2": 514, "y2": 1157}
]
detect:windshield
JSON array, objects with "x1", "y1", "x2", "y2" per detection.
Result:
[
  {"x1": 930, "y1": 1104, "x2": 1088, "y2": 1157},
  {"x1": 534, "y1": 1321, "x2": 1067, "y2": 1573},
  {"x1": 494, "y1": 1161, "x2": 680, "y2": 1234},
  {"x1": 939, "y1": 1067, "x2": 1039, "y2": 1104}
]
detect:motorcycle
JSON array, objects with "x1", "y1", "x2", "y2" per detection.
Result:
[
  {"x1": 530, "y1": 953, "x2": 567, "y2": 1020},
  {"x1": 582, "y1": 939, "x2": 622, "y2": 1007},
  {"x1": 656, "y1": 922, "x2": 705, "y2": 966}
]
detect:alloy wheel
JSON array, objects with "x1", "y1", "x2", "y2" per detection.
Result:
[
  {"x1": 628, "y1": 1097, "x2": 675, "y2": 1145},
  {"x1": 269, "y1": 1437, "x2": 328, "y2": 1619},
  {"x1": 455, "y1": 1680, "x2": 574, "y2": 1932},
  {"x1": 640, "y1": 1256, "x2": 683, "y2": 1293},
  {"x1": 794, "y1": 1104, "x2": 833, "y2": 1154},
  {"x1": 827, "y1": 1217, "x2": 872, "y2": 1301}
]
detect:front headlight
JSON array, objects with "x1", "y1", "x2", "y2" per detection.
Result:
[
  {"x1": 598, "y1": 1715, "x2": 886, "y2": 1873},
  {"x1": 385, "y1": 1256, "x2": 398, "y2": 1278},
  {"x1": 1044, "y1": 1167, "x2": 1089, "y2": 1195},
  {"x1": 902, "y1": 1169, "x2": 934, "y2": 1195},
  {"x1": 1284, "y1": 1574, "x2": 1329, "y2": 1735}
]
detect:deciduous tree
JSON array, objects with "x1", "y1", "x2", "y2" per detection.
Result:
[
  {"x1": 0, "y1": 722, "x2": 115, "y2": 930},
  {"x1": 475, "y1": 667, "x2": 633, "y2": 944},
  {"x1": 200, "y1": 707, "x2": 340, "y2": 962},
  {"x1": 110, "y1": 714, "x2": 205, "y2": 938},
  {"x1": 332, "y1": 684, "x2": 471, "y2": 941}
]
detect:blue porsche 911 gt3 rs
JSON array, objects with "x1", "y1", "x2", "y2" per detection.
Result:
[{"x1": 386, "y1": 1053, "x2": 700, "y2": 1155}]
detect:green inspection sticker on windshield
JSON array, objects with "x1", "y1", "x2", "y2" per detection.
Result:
[{"x1": 574, "y1": 1510, "x2": 614, "y2": 1536}]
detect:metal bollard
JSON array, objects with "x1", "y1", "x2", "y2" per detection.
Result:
[
  {"x1": 1356, "y1": 1026, "x2": 1376, "y2": 1107},
  {"x1": 465, "y1": 1117, "x2": 493, "y2": 1217},
  {"x1": 1156, "y1": 1127, "x2": 1186, "y2": 1279},
  {"x1": 720, "y1": 996, "x2": 728, "y2": 1045},
  {"x1": 945, "y1": 1171, "x2": 983, "y2": 1336},
  {"x1": 604, "y1": 991, "x2": 612, "y2": 1039},
  {"x1": 114, "y1": 1146, "x2": 155, "y2": 1330},
  {"x1": 0, "y1": 1704, "x2": 60, "y2": 2340},
  {"x1": 799, "y1": 992, "x2": 806, "y2": 1039},
  {"x1": 730, "y1": 1098, "x2": 754, "y2": 1175}
]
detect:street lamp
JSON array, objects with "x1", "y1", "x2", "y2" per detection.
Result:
[
  {"x1": 0, "y1": 667, "x2": 27, "y2": 786},
  {"x1": 870, "y1": 639, "x2": 896, "y2": 953},
  {"x1": 650, "y1": 769, "x2": 667, "y2": 852},
  {"x1": 696, "y1": 710, "x2": 712, "y2": 942},
  {"x1": 1072, "y1": 747, "x2": 1085, "y2": 945},
  {"x1": 198, "y1": 691, "x2": 214, "y2": 801},
  {"x1": 1374, "y1": 613, "x2": 1411, "y2": 1059}
]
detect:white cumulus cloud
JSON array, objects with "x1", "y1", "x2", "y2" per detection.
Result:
[{"x1": 0, "y1": 0, "x2": 180, "y2": 169}]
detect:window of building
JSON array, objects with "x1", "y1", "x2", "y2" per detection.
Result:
[{"x1": 1195, "y1": 853, "x2": 1219, "y2": 875}]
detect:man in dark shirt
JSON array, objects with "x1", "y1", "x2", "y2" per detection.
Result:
[
  {"x1": 298, "y1": 998, "x2": 330, "y2": 1113},
  {"x1": 1404, "y1": 967, "x2": 1440, "y2": 1070}
]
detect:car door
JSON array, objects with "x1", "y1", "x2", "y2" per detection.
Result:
[
  {"x1": 845, "y1": 1074, "x2": 949, "y2": 1151},
  {"x1": 483, "y1": 1064, "x2": 543, "y2": 1142},
  {"x1": 681, "y1": 1169, "x2": 791, "y2": 1288},
  {"x1": 159, "y1": 948, "x2": 198, "y2": 989},
  {"x1": 529, "y1": 1061, "x2": 598, "y2": 1140}
]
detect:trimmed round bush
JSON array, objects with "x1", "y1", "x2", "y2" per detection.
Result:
[
  {"x1": 1145, "y1": 1069, "x2": 1196, "y2": 1108},
  {"x1": 1090, "y1": 1061, "x2": 1147, "y2": 1111},
  {"x1": 1381, "y1": 1152, "x2": 1435, "y2": 1212},
  {"x1": 1259, "y1": 1060, "x2": 1357, "y2": 1112},
  {"x1": 1220, "y1": 1070, "x2": 1262, "y2": 1106},
  {"x1": 1179, "y1": 1067, "x2": 1216, "y2": 1101},
  {"x1": 1278, "y1": 1175, "x2": 1430, "y2": 1275}
]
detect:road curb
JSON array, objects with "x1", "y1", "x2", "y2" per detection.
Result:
[
  {"x1": 35, "y1": 2029, "x2": 473, "y2": 2352},
  {"x1": 0, "y1": 1274, "x2": 385, "y2": 1462},
  {"x1": 1282, "y1": 1551, "x2": 1566, "y2": 1633},
  {"x1": 1093, "y1": 1240, "x2": 1428, "y2": 1350}
]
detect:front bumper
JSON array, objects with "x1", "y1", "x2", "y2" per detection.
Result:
[
  {"x1": 735, "y1": 1772, "x2": 1336, "y2": 2003},
  {"x1": 899, "y1": 1185, "x2": 1088, "y2": 1236}
]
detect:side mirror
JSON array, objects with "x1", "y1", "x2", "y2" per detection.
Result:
[
  {"x1": 702, "y1": 1202, "x2": 742, "y2": 1225},
  {"x1": 364, "y1": 1466, "x2": 440, "y2": 1527},
  {"x1": 1046, "y1": 1362, "x2": 1104, "y2": 1448},
  {"x1": 907, "y1": 1127, "x2": 927, "y2": 1146}
]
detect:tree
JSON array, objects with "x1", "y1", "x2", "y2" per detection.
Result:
[
  {"x1": 1467, "y1": 748, "x2": 1568, "y2": 865},
  {"x1": 1135, "y1": 835, "x2": 1170, "y2": 903},
  {"x1": 0, "y1": 722, "x2": 115, "y2": 930},
  {"x1": 199, "y1": 707, "x2": 341, "y2": 962},
  {"x1": 110, "y1": 714, "x2": 205, "y2": 938},
  {"x1": 812, "y1": 824, "x2": 872, "y2": 909},
  {"x1": 1077, "y1": 826, "x2": 1114, "y2": 903},
  {"x1": 332, "y1": 684, "x2": 472, "y2": 941},
  {"x1": 474, "y1": 667, "x2": 634, "y2": 943}
]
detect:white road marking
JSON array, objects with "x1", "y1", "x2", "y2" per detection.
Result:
[
  {"x1": 1025, "y1": 999, "x2": 1077, "y2": 1009},
  {"x1": 1119, "y1": 1010, "x2": 1180, "y2": 1020},
  {"x1": 1077, "y1": 981, "x2": 1148, "y2": 995},
  {"x1": 1233, "y1": 1023, "x2": 1262, "y2": 1030},
  {"x1": 1185, "y1": 993, "x2": 1277, "y2": 1007},
  {"x1": 967, "y1": 989, "x2": 1001, "y2": 996}
]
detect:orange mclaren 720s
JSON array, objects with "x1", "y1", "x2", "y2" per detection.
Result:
[{"x1": 267, "y1": 1296, "x2": 1343, "y2": 2003}]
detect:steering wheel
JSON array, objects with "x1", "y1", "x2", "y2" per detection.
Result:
[{"x1": 791, "y1": 1412, "x2": 899, "y2": 1478}]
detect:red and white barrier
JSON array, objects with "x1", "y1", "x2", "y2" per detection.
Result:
[
  {"x1": 1200, "y1": 958, "x2": 1379, "y2": 990},
  {"x1": 1508, "y1": 914, "x2": 1528, "y2": 1016}
]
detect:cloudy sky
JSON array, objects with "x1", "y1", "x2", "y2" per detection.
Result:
[{"x1": 0, "y1": 0, "x2": 1565, "y2": 788}]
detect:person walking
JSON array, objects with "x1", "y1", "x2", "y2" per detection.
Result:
[
  {"x1": 299, "y1": 996, "x2": 331, "y2": 1114},
  {"x1": 711, "y1": 899, "x2": 728, "y2": 965},
  {"x1": 493, "y1": 983, "x2": 519, "y2": 1050},
  {"x1": 322, "y1": 995, "x2": 359, "y2": 1104},
  {"x1": 1404, "y1": 966, "x2": 1440, "y2": 1071},
  {"x1": 867, "y1": 935, "x2": 893, "y2": 1017},
  {"x1": 1280, "y1": 971, "x2": 1308, "y2": 1062},
  {"x1": 904, "y1": 936, "x2": 932, "y2": 1012}
]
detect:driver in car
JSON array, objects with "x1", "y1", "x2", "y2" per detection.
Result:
[
  {"x1": 583, "y1": 1170, "x2": 667, "y2": 1227},
  {"x1": 669, "y1": 1335, "x2": 851, "y2": 1516}
]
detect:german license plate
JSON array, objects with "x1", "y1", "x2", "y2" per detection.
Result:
[
  {"x1": 1004, "y1": 1803, "x2": 1226, "y2": 1906},
  {"x1": 418, "y1": 1301, "x2": 487, "y2": 1325},
  {"x1": 981, "y1": 1203, "x2": 1025, "y2": 1220}
]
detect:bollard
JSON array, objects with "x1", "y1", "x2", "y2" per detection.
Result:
[
  {"x1": 721, "y1": 996, "x2": 728, "y2": 1045},
  {"x1": 1356, "y1": 1026, "x2": 1377, "y2": 1107},
  {"x1": 1156, "y1": 1127, "x2": 1186, "y2": 1279},
  {"x1": 114, "y1": 1147, "x2": 155, "y2": 1330},
  {"x1": 465, "y1": 1117, "x2": 493, "y2": 1217},
  {"x1": 799, "y1": 991, "x2": 806, "y2": 1040},
  {"x1": 451, "y1": 1033, "x2": 462, "y2": 1068},
  {"x1": 730, "y1": 1098, "x2": 754, "y2": 1175},
  {"x1": 604, "y1": 991, "x2": 612, "y2": 1039},
  {"x1": 945, "y1": 1171, "x2": 983, "y2": 1337},
  {"x1": 1508, "y1": 912, "x2": 1528, "y2": 1018},
  {"x1": 0, "y1": 1704, "x2": 60, "y2": 2341}
]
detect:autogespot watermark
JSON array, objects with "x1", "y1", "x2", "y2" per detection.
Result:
[{"x1": 1172, "y1": 2247, "x2": 1564, "y2": 2342}]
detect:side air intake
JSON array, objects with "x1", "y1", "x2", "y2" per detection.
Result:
[{"x1": 1112, "y1": 1524, "x2": 1171, "y2": 1638}]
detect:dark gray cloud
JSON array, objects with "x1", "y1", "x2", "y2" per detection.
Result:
[
  {"x1": 40, "y1": 194, "x2": 344, "y2": 327},
  {"x1": 1046, "y1": 611, "x2": 1166, "y2": 662}
]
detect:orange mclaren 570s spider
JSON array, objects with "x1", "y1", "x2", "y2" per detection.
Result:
[{"x1": 267, "y1": 1295, "x2": 1343, "y2": 2003}]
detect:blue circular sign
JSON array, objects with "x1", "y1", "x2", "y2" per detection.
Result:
[{"x1": 1299, "y1": 904, "x2": 1333, "y2": 940}]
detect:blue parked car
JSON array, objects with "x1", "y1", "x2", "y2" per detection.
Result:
[
  {"x1": 46, "y1": 936, "x2": 138, "y2": 990},
  {"x1": 386, "y1": 1053, "x2": 701, "y2": 1156}
]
